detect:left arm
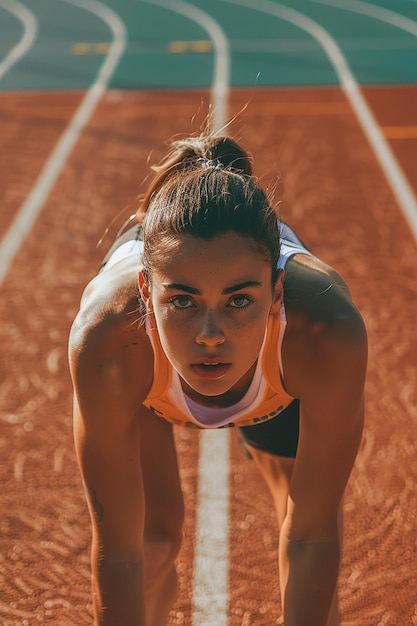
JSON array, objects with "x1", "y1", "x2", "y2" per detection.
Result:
[{"x1": 280, "y1": 300, "x2": 367, "y2": 626}]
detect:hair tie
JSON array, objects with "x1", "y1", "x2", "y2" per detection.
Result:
[{"x1": 199, "y1": 158, "x2": 224, "y2": 171}]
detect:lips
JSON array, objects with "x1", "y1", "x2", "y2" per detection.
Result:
[{"x1": 191, "y1": 362, "x2": 231, "y2": 379}]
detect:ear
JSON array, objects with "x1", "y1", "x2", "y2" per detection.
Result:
[
  {"x1": 138, "y1": 271, "x2": 151, "y2": 306},
  {"x1": 270, "y1": 269, "x2": 284, "y2": 314}
]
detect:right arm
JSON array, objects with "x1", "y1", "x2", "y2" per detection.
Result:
[
  {"x1": 73, "y1": 396, "x2": 146, "y2": 625},
  {"x1": 69, "y1": 265, "x2": 153, "y2": 625}
]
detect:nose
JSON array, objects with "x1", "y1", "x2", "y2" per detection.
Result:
[{"x1": 195, "y1": 310, "x2": 225, "y2": 347}]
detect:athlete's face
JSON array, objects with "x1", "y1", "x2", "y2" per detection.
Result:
[{"x1": 139, "y1": 233, "x2": 282, "y2": 407}]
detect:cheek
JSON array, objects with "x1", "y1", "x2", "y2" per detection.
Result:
[
  {"x1": 244, "y1": 321, "x2": 268, "y2": 352},
  {"x1": 152, "y1": 308, "x2": 191, "y2": 354},
  {"x1": 155, "y1": 320, "x2": 195, "y2": 375},
  {"x1": 236, "y1": 307, "x2": 271, "y2": 350}
]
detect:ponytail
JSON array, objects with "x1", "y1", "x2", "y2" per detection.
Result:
[
  {"x1": 139, "y1": 131, "x2": 281, "y2": 284},
  {"x1": 136, "y1": 135, "x2": 253, "y2": 222}
]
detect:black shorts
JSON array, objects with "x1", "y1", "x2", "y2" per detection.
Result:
[{"x1": 238, "y1": 399, "x2": 300, "y2": 458}]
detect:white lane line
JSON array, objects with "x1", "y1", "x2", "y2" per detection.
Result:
[
  {"x1": 314, "y1": 0, "x2": 417, "y2": 38},
  {"x1": 140, "y1": 2, "x2": 231, "y2": 623},
  {"x1": 0, "y1": 0, "x2": 37, "y2": 80},
  {"x1": 141, "y1": 0, "x2": 230, "y2": 135},
  {"x1": 192, "y1": 429, "x2": 230, "y2": 626},
  {"x1": 0, "y1": 0, "x2": 127, "y2": 287},
  {"x1": 226, "y1": 0, "x2": 417, "y2": 245}
]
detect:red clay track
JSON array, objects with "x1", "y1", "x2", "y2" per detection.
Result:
[{"x1": 0, "y1": 86, "x2": 416, "y2": 625}]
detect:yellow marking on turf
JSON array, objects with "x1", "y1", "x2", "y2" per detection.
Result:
[
  {"x1": 169, "y1": 40, "x2": 212, "y2": 53},
  {"x1": 382, "y1": 126, "x2": 417, "y2": 139},
  {"x1": 95, "y1": 42, "x2": 111, "y2": 54},
  {"x1": 73, "y1": 43, "x2": 89, "y2": 55},
  {"x1": 72, "y1": 42, "x2": 111, "y2": 55}
]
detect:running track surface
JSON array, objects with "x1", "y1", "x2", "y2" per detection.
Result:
[{"x1": 1, "y1": 2, "x2": 417, "y2": 625}]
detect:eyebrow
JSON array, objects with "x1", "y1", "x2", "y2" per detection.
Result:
[{"x1": 163, "y1": 281, "x2": 263, "y2": 295}]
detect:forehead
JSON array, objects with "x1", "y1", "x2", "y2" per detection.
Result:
[{"x1": 151, "y1": 233, "x2": 271, "y2": 285}]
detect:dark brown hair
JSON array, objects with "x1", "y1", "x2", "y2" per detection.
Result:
[{"x1": 138, "y1": 133, "x2": 281, "y2": 282}]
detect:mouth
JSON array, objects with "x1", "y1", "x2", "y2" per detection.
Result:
[{"x1": 191, "y1": 362, "x2": 231, "y2": 379}]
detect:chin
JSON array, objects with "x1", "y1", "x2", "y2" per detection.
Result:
[{"x1": 181, "y1": 374, "x2": 232, "y2": 398}]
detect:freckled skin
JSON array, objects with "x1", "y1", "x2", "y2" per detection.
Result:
[
  {"x1": 139, "y1": 233, "x2": 283, "y2": 407},
  {"x1": 69, "y1": 230, "x2": 367, "y2": 626}
]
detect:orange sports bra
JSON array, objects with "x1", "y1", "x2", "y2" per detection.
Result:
[
  {"x1": 102, "y1": 221, "x2": 314, "y2": 429},
  {"x1": 142, "y1": 307, "x2": 294, "y2": 429}
]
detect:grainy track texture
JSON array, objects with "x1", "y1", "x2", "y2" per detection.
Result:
[{"x1": 1, "y1": 86, "x2": 416, "y2": 625}]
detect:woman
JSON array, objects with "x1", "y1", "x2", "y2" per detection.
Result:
[{"x1": 68, "y1": 132, "x2": 367, "y2": 626}]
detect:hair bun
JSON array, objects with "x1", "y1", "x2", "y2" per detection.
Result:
[
  {"x1": 204, "y1": 137, "x2": 252, "y2": 175},
  {"x1": 137, "y1": 132, "x2": 254, "y2": 221}
]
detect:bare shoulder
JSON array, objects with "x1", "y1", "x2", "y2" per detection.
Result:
[
  {"x1": 283, "y1": 252, "x2": 365, "y2": 330},
  {"x1": 68, "y1": 257, "x2": 153, "y2": 406},
  {"x1": 282, "y1": 253, "x2": 367, "y2": 397}
]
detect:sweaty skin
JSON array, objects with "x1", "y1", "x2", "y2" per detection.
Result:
[
  {"x1": 69, "y1": 232, "x2": 366, "y2": 626},
  {"x1": 139, "y1": 234, "x2": 283, "y2": 406}
]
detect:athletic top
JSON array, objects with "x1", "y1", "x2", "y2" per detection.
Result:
[{"x1": 102, "y1": 222, "x2": 315, "y2": 429}]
